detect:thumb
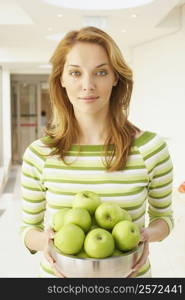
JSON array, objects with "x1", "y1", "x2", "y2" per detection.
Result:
[
  {"x1": 140, "y1": 228, "x2": 149, "y2": 242},
  {"x1": 46, "y1": 228, "x2": 55, "y2": 239}
]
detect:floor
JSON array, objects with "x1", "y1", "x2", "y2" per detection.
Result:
[{"x1": 0, "y1": 166, "x2": 185, "y2": 278}]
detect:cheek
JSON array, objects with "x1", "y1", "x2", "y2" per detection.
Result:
[
  {"x1": 62, "y1": 73, "x2": 77, "y2": 89},
  {"x1": 100, "y1": 83, "x2": 113, "y2": 99},
  {"x1": 64, "y1": 82, "x2": 78, "y2": 97}
]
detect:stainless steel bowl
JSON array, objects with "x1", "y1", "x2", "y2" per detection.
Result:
[{"x1": 50, "y1": 242, "x2": 144, "y2": 278}]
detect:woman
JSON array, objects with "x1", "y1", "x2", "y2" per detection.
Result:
[{"x1": 20, "y1": 26, "x2": 174, "y2": 278}]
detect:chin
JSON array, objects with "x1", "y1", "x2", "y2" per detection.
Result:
[{"x1": 76, "y1": 107, "x2": 101, "y2": 115}]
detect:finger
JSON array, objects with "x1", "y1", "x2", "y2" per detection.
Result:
[
  {"x1": 44, "y1": 250, "x2": 56, "y2": 264},
  {"x1": 132, "y1": 242, "x2": 149, "y2": 272},
  {"x1": 127, "y1": 270, "x2": 136, "y2": 278},
  {"x1": 140, "y1": 228, "x2": 149, "y2": 242},
  {"x1": 43, "y1": 240, "x2": 56, "y2": 264},
  {"x1": 140, "y1": 232, "x2": 146, "y2": 242},
  {"x1": 46, "y1": 228, "x2": 55, "y2": 240},
  {"x1": 51, "y1": 263, "x2": 66, "y2": 278},
  {"x1": 135, "y1": 242, "x2": 149, "y2": 267}
]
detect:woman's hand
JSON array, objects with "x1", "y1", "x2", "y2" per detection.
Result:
[
  {"x1": 127, "y1": 228, "x2": 150, "y2": 278},
  {"x1": 43, "y1": 228, "x2": 66, "y2": 278}
]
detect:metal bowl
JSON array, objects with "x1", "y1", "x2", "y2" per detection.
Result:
[{"x1": 50, "y1": 242, "x2": 144, "y2": 278}]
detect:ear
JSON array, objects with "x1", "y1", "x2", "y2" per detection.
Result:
[{"x1": 113, "y1": 73, "x2": 119, "y2": 87}]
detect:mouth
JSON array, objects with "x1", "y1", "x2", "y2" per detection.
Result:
[{"x1": 78, "y1": 96, "x2": 99, "y2": 102}]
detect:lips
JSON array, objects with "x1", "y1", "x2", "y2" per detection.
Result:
[
  {"x1": 79, "y1": 96, "x2": 99, "y2": 100},
  {"x1": 78, "y1": 96, "x2": 99, "y2": 103}
]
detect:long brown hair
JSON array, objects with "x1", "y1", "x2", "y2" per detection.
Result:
[{"x1": 44, "y1": 26, "x2": 140, "y2": 171}]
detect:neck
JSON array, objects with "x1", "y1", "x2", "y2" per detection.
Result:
[{"x1": 74, "y1": 110, "x2": 110, "y2": 145}]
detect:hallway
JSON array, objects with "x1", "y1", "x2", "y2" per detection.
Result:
[
  {"x1": 0, "y1": 166, "x2": 41, "y2": 277},
  {"x1": 0, "y1": 166, "x2": 185, "y2": 278}
]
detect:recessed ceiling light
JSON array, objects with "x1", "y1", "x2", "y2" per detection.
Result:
[
  {"x1": 44, "y1": 0, "x2": 155, "y2": 10},
  {"x1": 48, "y1": 27, "x2": 53, "y2": 31},
  {"x1": 57, "y1": 14, "x2": 63, "y2": 17},
  {"x1": 121, "y1": 29, "x2": 127, "y2": 33},
  {"x1": 131, "y1": 14, "x2": 137, "y2": 18}
]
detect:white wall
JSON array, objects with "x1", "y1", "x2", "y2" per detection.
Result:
[
  {"x1": 129, "y1": 6, "x2": 185, "y2": 188},
  {"x1": 0, "y1": 67, "x2": 2, "y2": 164},
  {"x1": 0, "y1": 5, "x2": 185, "y2": 190},
  {"x1": 1, "y1": 68, "x2": 12, "y2": 185}
]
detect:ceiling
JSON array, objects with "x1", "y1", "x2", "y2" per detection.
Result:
[{"x1": 0, "y1": 0, "x2": 184, "y2": 73}]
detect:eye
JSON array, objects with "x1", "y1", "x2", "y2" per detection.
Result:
[
  {"x1": 69, "y1": 71, "x2": 81, "y2": 77},
  {"x1": 96, "y1": 70, "x2": 108, "y2": 76}
]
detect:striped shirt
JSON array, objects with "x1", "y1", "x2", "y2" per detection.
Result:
[{"x1": 20, "y1": 131, "x2": 174, "y2": 278}]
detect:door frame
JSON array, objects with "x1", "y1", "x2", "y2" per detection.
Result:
[{"x1": 11, "y1": 74, "x2": 49, "y2": 163}]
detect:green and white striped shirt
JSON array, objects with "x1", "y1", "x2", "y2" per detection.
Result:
[{"x1": 20, "y1": 131, "x2": 174, "y2": 278}]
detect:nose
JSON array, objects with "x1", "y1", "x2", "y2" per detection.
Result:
[{"x1": 82, "y1": 74, "x2": 95, "y2": 91}]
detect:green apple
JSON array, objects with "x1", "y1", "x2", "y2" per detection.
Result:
[
  {"x1": 112, "y1": 220, "x2": 141, "y2": 252},
  {"x1": 76, "y1": 249, "x2": 90, "y2": 258},
  {"x1": 89, "y1": 215, "x2": 98, "y2": 231},
  {"x1": 84, "y1": 228, "x2": 115, "y2": 258},
  {"x1": 91, "y1": 215, "x2": 98, "y2": 225},
  {"x1": 121, "y1": 208, "x2": 132, "y2": 221},
  {"x1": 73, "y1": 190, "x2": 101, "y2": 215},
  {"x1": 54, "y1": 223, "x2": 85, "y2": 255},
  {"x1": 89, "y1": 224, "x2": 99, "y2": 231},
  {"x1": 95, "y1": 202, "x2": 126, "y2": 230},
  {"x1": 64, "y1": 207, "x2": 91, "y2": 233},
  {"x1": 51, "y1": 208, "x2": 71, "y2": 231},
  {"x1": 112, "y1": 249, "x2": 124, "y2": 256},
  {"x1": 53, "y1": 245, "x2": 76, "y2": 258}
]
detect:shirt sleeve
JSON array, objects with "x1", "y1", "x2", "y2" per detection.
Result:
[
  {"x1": 19, "y1": 140, "x2": 47, "y2": 254},
  {"x1": 139, "y1": 134, "x2": 174, "y2": 236}
]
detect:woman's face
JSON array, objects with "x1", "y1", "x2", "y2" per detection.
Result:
[{"x1": 61, "y1": 42, "x2": 118, "y2": 115}]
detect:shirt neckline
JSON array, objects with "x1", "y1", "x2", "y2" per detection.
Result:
[{"x1": 69, "y1": 131, "x2": 148, "y2": 151}]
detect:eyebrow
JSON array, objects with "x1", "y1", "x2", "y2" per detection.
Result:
[{"x1": 67, "y1": 63, "x2": 109, "y2": 68}]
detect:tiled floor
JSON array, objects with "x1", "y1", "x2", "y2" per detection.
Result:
[{"x1": 0, "y1": 166, "x2": 185, "y2": 278}]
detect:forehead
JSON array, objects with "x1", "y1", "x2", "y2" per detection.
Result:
[{"x1": 65, "y1": 42, "x2": 110, "y2": 66}]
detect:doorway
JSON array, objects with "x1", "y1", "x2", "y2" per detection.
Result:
[{"x1": 11, "y1": 74, "x2": 50, "y2": 164}]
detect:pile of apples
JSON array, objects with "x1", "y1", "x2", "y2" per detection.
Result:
[{"x1": 51, "y1": 190, "x2": 141, "y2": 259}]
